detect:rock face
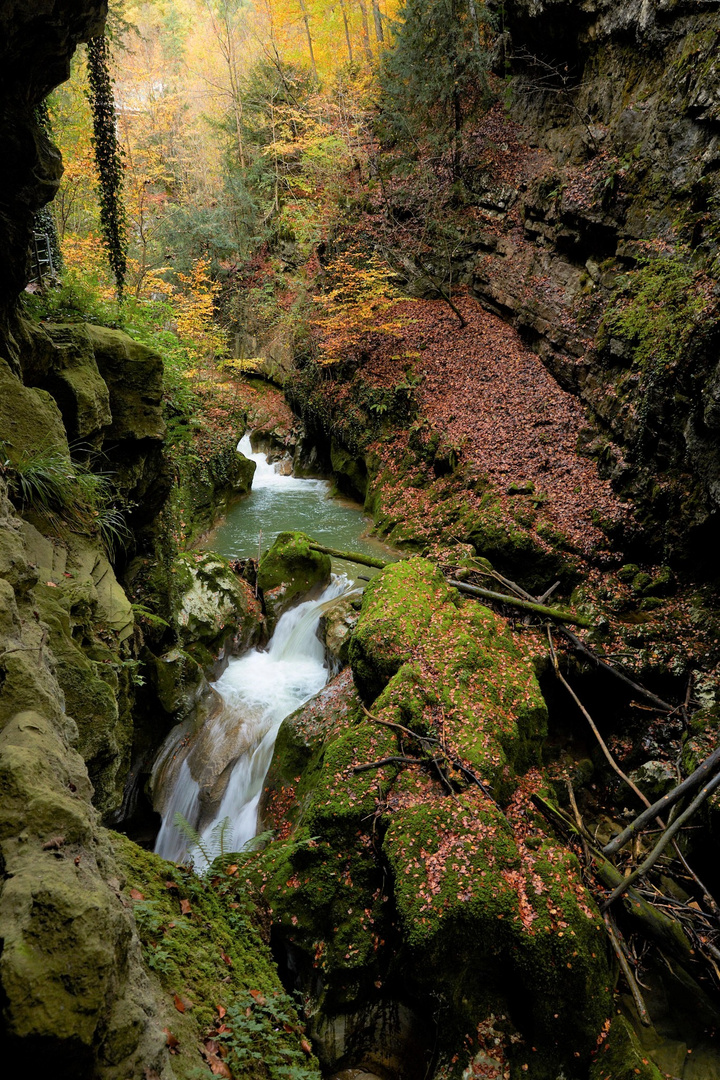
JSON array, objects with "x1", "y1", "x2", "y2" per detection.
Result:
[
  {"x1": 256, "y1": 560, "x2": 610, "y2": 1080},
  {"x1": 0, "y1": 478, "x2": 171, "y2": 1078},
  {"x1": 459, "y1": 0, "x2": 720, "y2": 563},
  {"x1": 0, "y1": 0, "x2": 107, "y2": 345}
]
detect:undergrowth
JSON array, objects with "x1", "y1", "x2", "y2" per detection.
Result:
[{"x1": 0, "y1": 439, "x2": 131, "y2": 556}]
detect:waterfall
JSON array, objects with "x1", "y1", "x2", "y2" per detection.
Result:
[
  {"x1": 153, "y1": 576, "x2": 355, "y2": 866},
  {"x1": 237, "y1": 433, "x2": 327, "y2": 494}
]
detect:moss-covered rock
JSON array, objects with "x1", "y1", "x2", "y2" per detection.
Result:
[
  {"x1": 590, "y1": 1015, "x2": 664, "y2": 1080},
  {"x1": 0, "y1": 354, "x2": 69, "y2": 462},
  {"x1": 257, "y1": 531, "x2": 331, "y2": 631},
  {"x1": 17, "y1": 524, "x2": 136, "y2": 815},
  {"x1": 22, "y1": 321, "x2": 112, "y2": 443},
  {"x1": 247, "y1": 560, "x2": 606, "y2": 1078},
  {"x1": 112, "y1": 832, "x2": 321, "y2": 1080},
  {"x1": 0, "y1": 713, "x2": 168, "y2": 1079},
  {"x1": 349, "y1": 558, "x2": 547, "y2": 786},
  {"x1": 172, "y1": 550, "x2": 263, "y2": 669},
  {"x1": 85, "y1": 324, "x2": 165, "y2": 443},
  {"x1": 180, "y1": 445, "x2": 256, "y2": 542}
]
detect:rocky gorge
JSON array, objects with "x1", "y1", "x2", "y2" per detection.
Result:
[{"x1": 2, "y1": 2, "x2": 720, "y2": 1080}]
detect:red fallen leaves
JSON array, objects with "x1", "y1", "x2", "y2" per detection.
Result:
[
  {"x1": 129, "y1": 888, "x2": 144, "y2": 901},
  {"x1": 180, "y1": 898, "x2": 192, "y2": 915},
  {"x1": 248, "y1": 988, "x2": 265, "y2": 1004},
  {"x1": 163, "y1": 1028, "x2": 179, "y2": 1053},
  {"x1": 200, "y1": 1004, "x2": 234, "y2": 1077},
  {"x1": 220, "y1": 951, "x2": 233, "y2": 967},
  {"x1": 173, "y1": 993, "x2": 190, "y2": 1013}
]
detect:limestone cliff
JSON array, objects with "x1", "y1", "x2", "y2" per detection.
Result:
[{"x1": 465, "y1": 0, "x2": 720, "y2": 562}]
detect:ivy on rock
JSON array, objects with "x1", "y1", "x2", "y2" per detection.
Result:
[{"x1": 86, "y1": 34, "x2": 127, "y2": 294}]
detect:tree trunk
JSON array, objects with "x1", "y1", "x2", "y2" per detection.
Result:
[
  {"x1": 357, "y1": 0, "x2": 373, "y2": 60},
  {"x1": 467, "y1": 0, "x2": 482, "y2": 52},
  {"x1": 298, "y1": 0, "x2": 318, "y2": 80},
  {"x1": 371, "y1": 0, "x2": 384, "y2": 44},
  {"x1": 340, "y1": 0, "x2": 353, "y2": 62}
]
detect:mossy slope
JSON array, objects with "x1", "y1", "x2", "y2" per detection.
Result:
[{"x1": 249, "y1": 559, "x2": 610, "y2": 1079}]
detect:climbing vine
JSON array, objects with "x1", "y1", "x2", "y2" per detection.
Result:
[{"x1": 86, "y1": 35, "x2": 127, "y2": 294}]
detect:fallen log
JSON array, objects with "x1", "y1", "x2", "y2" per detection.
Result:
[
  {"x1": 306, "y1": 541, "x2": 592, "y2": 625},
  {"x1": 448, "y1": 580, "x2": 593, "y2": 627},
  {"x1": 308, "y1": 543, "x2": 390, "y2": 570}
]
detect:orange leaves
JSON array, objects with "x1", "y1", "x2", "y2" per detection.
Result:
[{"x1": 311, "y1": 248, "x2": 414, "y2": 365}]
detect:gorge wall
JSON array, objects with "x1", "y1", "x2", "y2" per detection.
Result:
[{"x1": 466, "y1": 0, "x2": 720, "y2": 563}]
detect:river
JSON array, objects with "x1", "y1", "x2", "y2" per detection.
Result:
[{"x1": 152, "y1": 435, "x2": 384, "y2": 865}]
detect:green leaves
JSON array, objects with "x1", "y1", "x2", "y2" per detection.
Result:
[{"x1": 86, "y1": 35, "x2": 127, "y2": 294}]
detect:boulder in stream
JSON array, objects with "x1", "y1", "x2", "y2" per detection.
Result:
[
  {"x1": 251, "y1": 558, "x2": 610, "y2": 1080},
  {"x1": 172, "y1": 550, "x2": 263, "y2": 671},
  {"x1": 257, "y1": 530, "x2": 331, "y2": 632}
]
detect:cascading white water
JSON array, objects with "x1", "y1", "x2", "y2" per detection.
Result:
[
  {"x1": 237, "y1": 433, "x2": 327, "y2": 494},
  {"x1": 153, "y1": 574, "x2": 354, "y2": 865}
]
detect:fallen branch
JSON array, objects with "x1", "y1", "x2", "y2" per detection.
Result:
[
  {"x1": 360, "y1": 703, "x2": 497, "y2": 804},
  {"x1": 308, "y1": 543, "x2": 390, "y2": 570},
  {"x1": 547, "y1": 628, "x2": 654, "y2": 813},
  {"x1": 601, "y1": 770, "x2": 720, "y2": 911},
  {"x1": 556, "y1": 625, "x2": 673, "y2": 713},
  {"x1": 604, "y1": 744, "x2": 720, "y2": 856},
  {"x1": 603, "y1": 911, "x2": 651, "y2": 1026},
  {"x1": 448, "y1": 580, "x2": 593, "y2": 627},
  {"x1": 353, "y1": 756, "x2": 425, "y2": 773}
]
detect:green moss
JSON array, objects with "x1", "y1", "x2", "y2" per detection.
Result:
[
  {"x1": 598, "y1": 251, "x2": 711, "y2": 375},
  {"x1": 590, "y1": 1016, "x2": 664, "y2": 1080},
  {"x1": 112, "y1": 832, "x2": 321, "y2": 1079},
  {"x1": 349, "y1": 559, "x2": 547, "y2": 789},
  {"x1": 257, "y1": 531, "x2": 331, "y2": 629}
]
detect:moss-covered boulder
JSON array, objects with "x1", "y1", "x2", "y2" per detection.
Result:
[
  {"x1": 257, "y1": 531, "x2": 331, "y2": 632},
  {"x1": 0, "y1": 708, "x2": 169, "y2": 1078},
  {"x1": 0, "y1": 354, "x2": 69, "y2": 462},
  {"x1": 172, "y1": 550, "x2": 263, "y2": 669},
  {"x1": 247, "y1": 559, "x2": 608, "y2": 1078},
  {"x1": 85, "y1": 324, "x2": 165, "y2": 442},
  {"x1": 22, "y1": 321, "x2": 112, "y2": 443},
  {"x1": 590, "y1": 1015, "x2": 664, "y2": 1080},
  {"x1": 112, "y1": 832, "x2": 321, "y2": 1080},
  {"x1": 349, "y1": 557, "x2": 547, "y2": 785}
]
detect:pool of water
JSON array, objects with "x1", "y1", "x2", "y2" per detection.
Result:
[{"x1": 205, "y1": 435, "x2": 392, "y2": 575}]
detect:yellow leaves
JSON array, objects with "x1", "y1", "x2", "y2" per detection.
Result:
[
  {"x1": 311, "y1": 248, "x2": 415, "y2": 364},
  {"x1": 174, "y1": 257, "x2": 227, "y2": 361}
]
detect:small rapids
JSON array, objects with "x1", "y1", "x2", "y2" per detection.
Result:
[
  {"x1": 153, "y1": 434, "x2": 366, "y2": 866},
  {"x1": 153, "y1": 576, "x2": 354, "y2": 865}
]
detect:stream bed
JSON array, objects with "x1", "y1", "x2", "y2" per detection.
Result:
[{"x1": 153, "y1": 435, "x2": 387, "y2": 864}]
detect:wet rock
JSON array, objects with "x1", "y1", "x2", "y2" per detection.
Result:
[
  {"x1": 172, "y1": 550, "x2": 263, "y2": 669},
  {"x1": 320, "y1": 593, "x2": 360, "y2": 668}
]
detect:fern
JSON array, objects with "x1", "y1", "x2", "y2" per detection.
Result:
[{"x1": 173, "y1": 813, "x2": 235, "y2": 870}]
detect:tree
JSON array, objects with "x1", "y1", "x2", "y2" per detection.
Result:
[{"x1": 380, "y1": 0, "x2": 492, "y2": 163}]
